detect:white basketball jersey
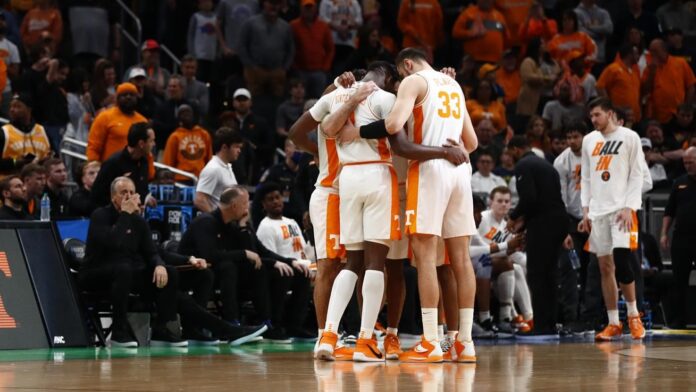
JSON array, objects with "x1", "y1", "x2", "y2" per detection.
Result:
[{"x1": 406, "y1": 69, "x2": 465, "y2": 148}]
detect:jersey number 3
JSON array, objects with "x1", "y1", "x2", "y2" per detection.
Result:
[{"x1": 437, "y1": 91, "x2": 461, "y2": 119}]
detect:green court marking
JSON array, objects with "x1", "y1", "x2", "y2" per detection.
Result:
[{"x1": 0, "y1": 342, "x2": 316, "y2": 362}]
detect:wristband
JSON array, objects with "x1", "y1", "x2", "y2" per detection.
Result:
[
  {"x1": 359, "y1": 120, "x2": 390, "y2": 139},
  {"x1": 498, "y1": 242, "x2": 509, "y2": 253}
]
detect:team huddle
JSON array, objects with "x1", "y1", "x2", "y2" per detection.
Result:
[{"x1": 289, "y1": 47, "x2": 646, "y2": 363}]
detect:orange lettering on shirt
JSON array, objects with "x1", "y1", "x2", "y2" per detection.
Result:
[
  {"x1": 484, "y1": 227, "x2": 497, "y2": 240},
  {"x1": 281, "y1": 226, "x2": 290, "y2": 239},
  {"x1": 591, "y1": 142, "x2": 604, "y2": 156},
  {"x1": 595, "y1": 155, "x2": 613, "y2": 171}
]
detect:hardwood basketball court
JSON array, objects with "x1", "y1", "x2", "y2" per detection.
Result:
[{"x1": 1, "y1": 335, "x2": 695, "y2": 391}]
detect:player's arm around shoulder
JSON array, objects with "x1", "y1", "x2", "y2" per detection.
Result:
[{"x1": 385, "y1": 75, "x2": 426, "y2": 134}]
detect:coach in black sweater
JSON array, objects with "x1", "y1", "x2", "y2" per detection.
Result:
[
  {"x1": 81, "y1": 176, "x2": 265, "y2": 347},
  {"x1": 507, "y1": 135, "x2": 569, "y2": 336},
  {"x1": 179, "y1": 186, "x2": 297, "y2": 334}
]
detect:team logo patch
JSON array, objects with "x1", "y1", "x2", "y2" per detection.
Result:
[{"x1": 601, "y1": 171, "x2": 611, "y2": 182}]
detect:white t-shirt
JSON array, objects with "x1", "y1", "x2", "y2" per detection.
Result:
[
  {"x1": 196, "y1": 155, "x2": 237, "y2": 206},
  {"x1": 581, "y1": 127, "x2": 644, "y2": 219},
  {"x1": 477, "y1": 210, "x2": 512, "y2": 245},
  {"x1": 256, "y1": 216, "x2": 307, "y2": 260},
  {"x1": 471, "y1": 172, "x2": 507, "y2": 196},
  {"x1": 554, "y1": 147, "x2": 583, "y2": 219}
]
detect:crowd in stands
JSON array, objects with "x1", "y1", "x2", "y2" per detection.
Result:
[{"x1": 0, "y1": 0, "x2": 693, "y2": 345}]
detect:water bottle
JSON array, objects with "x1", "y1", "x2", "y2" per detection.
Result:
[
  {"x1": 568, "y1": 249, "x2": 581, "y2": 270},
  {"x1": 40, "y1": 193, "x2": 50, "y2": 221}
]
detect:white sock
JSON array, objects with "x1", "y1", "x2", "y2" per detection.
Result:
[
  {"x1": 626, "y1": 301, "x2": 639, "y2": 317},
  {"x1": 318, "y1": 328, "x2": 323, "y2": 338},
  {"x1": 386, "y1": 327, "x2": 398, "y2": 336},
  {"x1": 497, "y1": 270, "x2": 515, "y2": 321},
  {"x1": 324, "y1": 270, "x2": 358, "y2": 334},
  {"x1": 513, "y1": 264, "x2": 534, "y2": 320},
  {"x1": 608, "y1": 309, "x2": 620, "y2": 326},
  {"x1": 421, "y1": 308, "x2": 438, "y2": 342},
  {"x1": 478, "y1": 310, "x2": 491, "y2": 322},
  {"x1": 447, "y1": 330, "x2": 458, "y2": 340},
  {"x1": 458, "y1": 308, "x2": 474, "y2": 342},
  {"x1": 358, "y1": 270, "x2": 384, "y2": 339},
  {"x1": 437, "y1": 324, "x2": 445, "y2": 341}
]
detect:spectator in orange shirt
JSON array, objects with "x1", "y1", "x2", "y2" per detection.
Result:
[
  {"x1": 397, "y1": 0, "x2": 444, "y2": 60},
  {"x1": 20, "y1": 0, "x2": 62, "y2": 52},
  {"x1": 496, "y1": 49, "x2": 521, "y2": 106},
  {"x1": 597, "y1": 44, "x2": 642, "y2": 122},
  {"x1": 518, "y1": 2, "x2": 557, "y2": 46},
  {"x1": 291, "y1": 0, "x2": 334, "y2": 99},
  {"x1": 87, "y1": 83, "x2": 147, "y2": 162},
  {"x1": 643, "y1": 39, "x2": 696, "y2": 124},
  {"x1": 452, "y1": 0, "x2": 509, "y2": 64},
  {"x1": 547, "y1": 10, "x2": 596, "y2": 65},
  {"x1": 494, "y1": 0, "x2": 532, "y2": 47},
  {"x1": 467, "y1": 79, "x2": 508, "y2": 133},
  {"x1": 163, "y1": 104, "x2": 212, "y2": 183}
]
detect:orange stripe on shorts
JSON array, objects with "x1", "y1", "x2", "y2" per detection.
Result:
[
  {"x1": 405, "y1": 161, "x2": 420, "y2": 234},
  {"x1": 326, "y1": 193, "x2": 346, "y2": 259},
  {"x1": 388, "y1": 165, "x2": 401, "y2": 240}
]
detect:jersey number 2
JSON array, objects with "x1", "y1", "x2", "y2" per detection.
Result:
[{"x1": 437, "y1": 92, "x2": 461, "y2": 119}]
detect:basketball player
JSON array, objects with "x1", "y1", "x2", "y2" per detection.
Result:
[
  {"x1": 290, "y1": 82, "x2": 375, "y2": 360},
  {"x1": 580, "y1": 97, "x2": 646, "y2": 341},
  {"x1": 303, "y1": 62, "x2": 467, "y2": 361},
  {"x1": 477, "y1": 187, "x2": 533, "y2": 334},
  {"x1": 346, "y1": 48, "x2": 479, "y2": 362}
]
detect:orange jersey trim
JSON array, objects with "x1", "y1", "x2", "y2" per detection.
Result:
[{"x1": 320, "y1": 137, "x2": 340, "y2": 187}]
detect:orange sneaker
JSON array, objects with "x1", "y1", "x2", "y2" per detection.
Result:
[
  {"x1": 315, "y1": 331, "x2": 339, "y2": 361},
  {"x1": 628, "y1": 316, "x2": 646, "y2": 339},
  {"x1": 383, "y1": 334, "x2": 402, "y2": 360},
  {"x1": 334, "y1": 344, "x2": 355, "y2": 361},
  {"x1": 353, "y1": 338, "x2": 385, "y2": 362},
  {"x1": 512, "y1": 315, "x2": 532, "y2": 333},
  {"x1": 595, "y1": 323, "x2": 623, "y2": 341},
  {"x1": 399, "y1": 337, "x2": 443, "y2": 363},
  {"x1": 452, "y1": 339, "x2": 476, "y2": 363}
]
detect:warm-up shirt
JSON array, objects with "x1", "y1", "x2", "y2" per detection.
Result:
[
  {"x1": 581, "y1": 127, "x2": 644, "y2": 219},
  {"x1": 553, "y1": 147, "x2": 583, "y2": 220},
  {"x1": 256, "y1": 216, "x2": 307, "y2": 260},
  {"x1": 478, "y1": 210, "x2": 511, "y2": 245}
]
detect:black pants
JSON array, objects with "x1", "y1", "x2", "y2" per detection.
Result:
[
  {"x1": 670, "y1": 234, "x2": 696, "y2": 327},
  {"x1": 268, "y1": 266, "x2": 311, "y2": 330},
  {"x1": 526, "y1": 212, "x2": 568, "y2": 333},
  {"x1": 399, "y1": 261, "x2": 421, "y2": 335},
  {"x1": 79, "y1": 262, "x2": 179, "y2": 334},
  {"x1": 179, "y1": 269, "x2": 215, "y2": 309},
  {"x1": 558, "y1": 217, "x2": 592, "y2": 324},
  {"x1": 214, "y1": 260, "x2": 271, "y2": 323}
]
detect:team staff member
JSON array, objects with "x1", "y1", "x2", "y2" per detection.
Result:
[
  {"x1": 81, "y1": 177, "x2": 266, "y2": 347},
  {"x1": 0, "y1": 175, "x2": 30, "y2": 220},
  {"x1": 661, "y1": 147, "x2": 696, "y2": 329},
  {"x1": 507, "y1": 135, "x2": 568, "y2": 336},
  {"x1": 90, "y1": 122, "x2": 155, "y2": 207}
]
